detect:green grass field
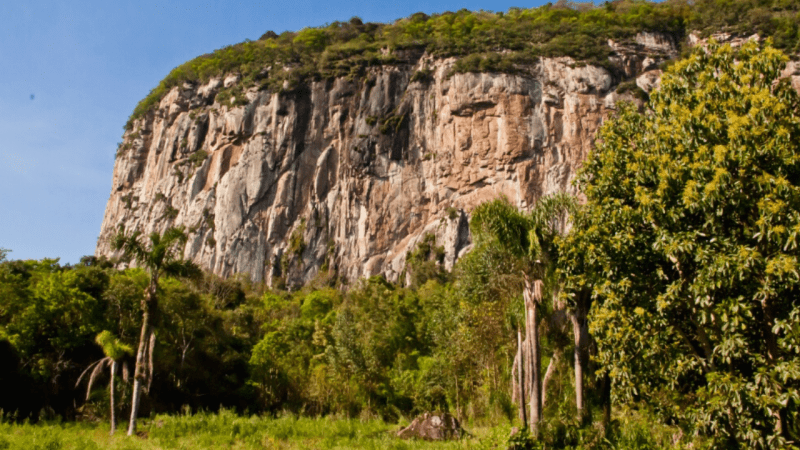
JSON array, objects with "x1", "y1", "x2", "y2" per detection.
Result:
[{"x1": 0, "y1": 411, "x2": 513, "y2": 450}]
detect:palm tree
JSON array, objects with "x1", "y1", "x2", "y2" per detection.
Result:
[
  {"x1": 76, "y1": 330, "x2": 133, "y2": 434},
  {"x1": 111, "y1": 226, "x2": 200, "y2": 436},
  {"x1": 470, "y1": 193, "x2": 575, "y2": 432}
]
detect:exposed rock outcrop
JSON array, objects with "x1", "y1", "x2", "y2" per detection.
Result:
[
  {"x1": 397, "y1": 412, "x2": 463, "y2": 440},
  {"x1": 96, "y1": 37, "x2": 679, "y2": 286}
]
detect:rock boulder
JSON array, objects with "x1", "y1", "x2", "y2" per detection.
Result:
[{"x1": 397, "y1": 412, "x2": 463, "y2": 441}]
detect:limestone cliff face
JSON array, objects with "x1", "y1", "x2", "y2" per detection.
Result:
[{"x1": 96, "y1": 33, "x2": 677, "y2": 286}]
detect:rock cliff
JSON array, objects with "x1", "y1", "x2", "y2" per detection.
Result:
[{"x1": 97, "y1": 33, "x2": 679, "y2": 286}]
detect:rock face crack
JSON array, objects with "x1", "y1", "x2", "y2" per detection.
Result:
[{"x1": 97, "y1": 43, "x2": 674, "y2": 287}]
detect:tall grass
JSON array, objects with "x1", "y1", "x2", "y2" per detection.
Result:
[
  {"x1": 0, "y1": 408, "x2": 704, "y2": 449},
  {"x1": 0, "y1": 410, "x2": 510, "y2": 450}
]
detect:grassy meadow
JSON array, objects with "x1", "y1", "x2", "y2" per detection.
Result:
[
  {"x1": 0, "y1": 408, "x2": 697, "y2": 450},
  {"x1": 0, "y1": 411, "x2": 513, "y2": 450}
]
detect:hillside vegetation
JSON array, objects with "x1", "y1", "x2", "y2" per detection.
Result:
[
  {"x1": 125, "y1": 0, "x2": 800, "y2": 130},
  {"x1": 4, "y1": 5, "x2": 800, "y2": 449}
]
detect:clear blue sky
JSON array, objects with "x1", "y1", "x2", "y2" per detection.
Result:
[{"x1": 0, "y1": 0, "x2": 545, "y2": 264}]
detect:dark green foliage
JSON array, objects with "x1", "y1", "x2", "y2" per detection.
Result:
[
  {"x1": 404, "y1": 234, "x2": 446, "y2": 289},
  {"x1": 288, "y1": 219, "x2": 306, "y2": 258},
  {"x1": 507, "y1": 428, "x2": 541, "y2": 450},
  {"x1": 0, "y1": 244, "x2": 525, "y2": 422},
  {"x1": 163, "y1": 206, "x2": 179, "y2": 220},
  {"x1": 379, "y1": 114, "x2": 406, "y2": 135},
  {"x1": 451, "y1": 52, "x2": 526, "y2": 75},
  {"x1": 116, "y1": 141, "x2": 133, "y2": 156},
  {"x1": 187, "y1": 150, "x2": 208, "y2": 168},
  {"x1": 410, "y1": 68, "x2": 433, "y2": 83},
  {"x1": 202, "y1": 208, "x2": 215, "y2": 231},
  {"x1": 445, "y1": 206, "x2": 458, "y2": 220},
  {"x1": 215, "y1": 86, "x2": 249, "y2": 108},
  {"x1": 121, "y1": 194, "x2": 138, "y2": 210}
]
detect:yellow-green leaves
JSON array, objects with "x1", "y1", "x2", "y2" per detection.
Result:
[{"x1": 561, "y1": 40, "x2": 800, "y2": 447}]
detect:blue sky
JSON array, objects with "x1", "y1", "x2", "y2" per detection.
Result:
[{"x1": 0, "y1": 0, "x2": 544, "y2": 264}]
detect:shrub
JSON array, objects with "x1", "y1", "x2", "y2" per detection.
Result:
[
  {"x1": 188, "y1": 150, "x2": 208, "y2": 168},
  {"x1": 163, "y1": 205, "x2": 179, "y2": 220},
  {"x1": 410, "y1": 68, "x2": 433, "y2": 83},
  {"x1": 289, "y1": 219, "x2": 306, "y2": 258}
]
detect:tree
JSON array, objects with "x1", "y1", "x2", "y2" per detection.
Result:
[
  {"x1": 0, "y1": 248, "x2": 9, "y2": 263},
  {"x1": 470, "y1": 194, "x2": 575, "y2": 431},
  {"x1": 76, "y1": 331, "x2": 133, "y2": 434},
  {"x1": 561, "y1": 41, "x2": 800, "y2": 447},
  {"x1": 111, "y1": 226, "x2": 200, "y2": 436}
]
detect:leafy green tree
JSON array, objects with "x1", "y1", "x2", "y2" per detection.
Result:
[
  {"x1": 111, "y1": 226, "x2": 200, "y2": 436},
  {"x1": 561, "y1": 41, "x2": 800, "y2": 447},
  {"x1": 76, "y1": 331, "x2": 133, "y2": 434},
  {"x1": 0, "y1": 248, "x2": 9, "y2": 263},
  {"x1": 470, "y1": 194, "x2": 575, "y2": 430},
  {"x1": 0, "y1": 260, "x2": 104, "y2": 383}
]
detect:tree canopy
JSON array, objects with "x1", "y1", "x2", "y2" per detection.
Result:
[{"x1": 559, "y1": 40, "x2": 800, "y2": 448}]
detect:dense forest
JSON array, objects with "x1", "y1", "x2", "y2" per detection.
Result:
[{"x1": 4, "y1": 1, "x2": 800, "y2": 449}]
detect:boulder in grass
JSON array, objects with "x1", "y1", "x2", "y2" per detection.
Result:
[{"x1": 397, "y1": 412, "x2": 463, "y2": 440}]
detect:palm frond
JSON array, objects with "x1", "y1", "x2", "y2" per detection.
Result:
[
  {"x1": 470, "y1": 196, "x2": 532, "y2": 258},
  {"x1": 86, "y1": 357, "x2": 111, "y2": 401},
  {"x1": 161, "y1": 226, "x2": 188, "y2": 247},
  {"x1": 529, "y1": 192, "x2": 578, "y2": 235},
  {"x1": 96, "y1": 330, "x2": 134, "y2": 361},
  {"x1": 162, "y1": 259, "x2": 202, "y2": 280},
  {"x1": 111, "y1": 227, "x2": 148, "y2": 265},
  {"x1": 75, "y1": 359, "x2": 104, "y2": 388}
]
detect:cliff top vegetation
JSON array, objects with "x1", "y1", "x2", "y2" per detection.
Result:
[{"x1": 125, "y1": 0, "x2": 800, "y2": 130}]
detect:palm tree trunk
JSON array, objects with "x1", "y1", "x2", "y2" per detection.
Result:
[
  {"x1": 601, "y1": 372, "x2": 611, "y2": 426},
  {"x1": 110, "y1": 360, "x2": 116, "y2": 435},
  {"x1": 542, "y1": 349, "x2": 560, "y2": 408},
  {"x1": 524, "y1": 277, "x2": 543, "y2": 432},
  {"x1": 516, "y1": 330, "x2": 527, "y2": 426},
  {"x1": 570, "y1": 312, "x2": 585, "y2": 423},
  {"x1": 128, "y1": 280, "x2": 156, "y2": 436},
  {"x1": 571, "y1": 290, "x2": 592, "y2": 426}
]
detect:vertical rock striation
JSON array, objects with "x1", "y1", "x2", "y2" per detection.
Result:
[{"x1": 97, "y1": 39, "x2": 677, "y2": 286}]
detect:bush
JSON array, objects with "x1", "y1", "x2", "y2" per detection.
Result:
[{"x1": 188, "y1": 150, "x2": 208, "y2": 168}]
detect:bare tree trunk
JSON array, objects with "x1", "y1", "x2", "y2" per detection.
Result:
[
  {"x1": 512, "y1": 346, "x2": 519, "y2": 405},
  {"x1": 570, "y1": 312, "x2": 585, "y2": 423},
  {"x1": 109, "y1": 360, "x2": 116, "y2": 435},
  {"x1": 454, "y1": 373, "x2": 460, "y2": 420},
  {"x1": 128, "y1": 280, "x2": 156, "y2": 436},
  {"x1": 524, "y1": 277, "x2": 543, "y2": 432},
  {"x1": 517, "y1": 330, "x2": 527, "y2": 426},
  {"x1": 571, "y1": 288, "x2": 594, "y2": 426},
  {"x1": 601, "y1": 372, "x2": 611, "y2": 427},
  {"x1": 523, "y1": 335, "x2": 532, "y2": 418},
  {"x1": 542, "y1": 350, "x2": 560, "y2": 408},
  {"x1": 147, "y1": 331, "x2": 156, "y2": 392}
]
